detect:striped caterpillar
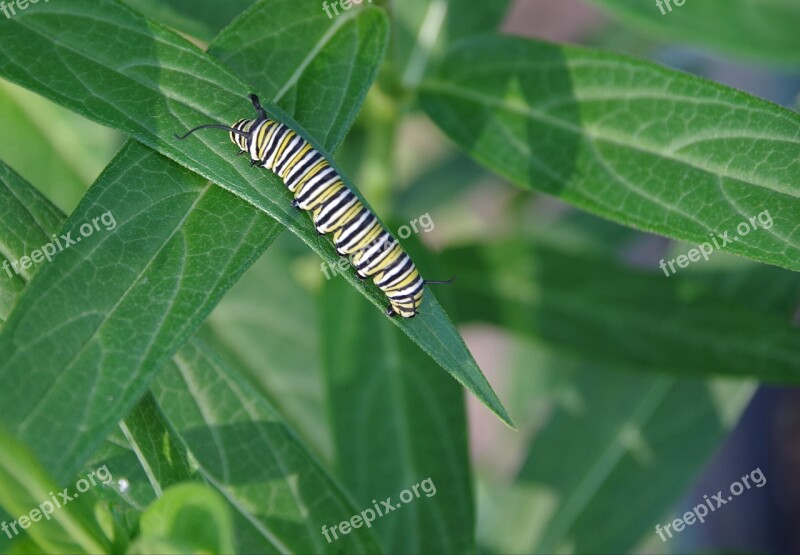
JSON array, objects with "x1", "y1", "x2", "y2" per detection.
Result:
[{"x1": 176, "y1": 95, "x2": 452, "y2": 318}]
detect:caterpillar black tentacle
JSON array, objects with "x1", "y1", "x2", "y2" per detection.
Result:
[
  {"x1": 177, "y1": 95, "x2": 452, "y2": 318},
  {"x1": 424, "y1": 277, "x2": 457, "y2": 285}
]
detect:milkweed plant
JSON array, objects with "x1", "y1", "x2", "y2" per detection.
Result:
[{"x1": 0, "y1": 0, "x2": 797, "y2": 554}]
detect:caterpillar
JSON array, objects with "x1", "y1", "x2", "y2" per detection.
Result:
[{"x1": 176, "y1": 94, "x2": 453, "y2": 318}]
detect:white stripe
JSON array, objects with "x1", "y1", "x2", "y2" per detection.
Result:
[
  {"x1": 248, "y1": 120, "x2": 267, "y2": 161},
  {"x1": 285, "y1": 151, "x2": 320, "y2": 189},
  {"x1": 336, "y1": 212, "x2": 373, "y2": 253},
  {"x1": 297, "y1": 173, "x2": 341, "y2": 210},
  {"x1": 315, "y1": 193, "x2": 358, "y2": 232},
  {"x1": 277, "y1": 136, "x2": 304, "y2": 177}
]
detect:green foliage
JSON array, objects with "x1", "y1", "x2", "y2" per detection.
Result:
[
  {"x1": 0, "y1": 0, "x2": 510, "y2": 427},
  {"x1": 441, "y1": 239, "x2": 800, "y2": 381},
  {"x1": 0, "y1": 427, "x2": 113, "y2": 554},
  {"x1": 0, "y1": 0, "x2": 796, "y2": 553},
  {"x1": 322, "y1": 276, "x2": 474, "y2": 553},
  {"x1": 587, "y1": 0, "x2": 800, "y2": 65},
  {"x1": 419, "y1": 36, "x2": 800, "y2": 271},
  {"x1": 130, "y1": 484, "x2": 236, "y2": 554}
]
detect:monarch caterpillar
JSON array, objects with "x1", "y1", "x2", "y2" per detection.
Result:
[{"x1": 176, "y1": 94, "x2": 453, "y2": 318}]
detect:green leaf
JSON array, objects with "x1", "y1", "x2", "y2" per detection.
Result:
[
  {"x1": 321, "y1": 275, "x2": 474, "y2": 553},
  {"x1": 150, "y1": 337, "x2": 382, "y2": 554},
  {"x1": 121, "y1": 0, "x2": 255, "y2": 42},
  {"x1": 440, "y1": 239, "x2": 800, "y2": 382},
  {"x1": 0, "y1": 142, "x2": 372, "y2": 555},
  {"x1": 0, "y1": 18, "x2": 372, "y2": 543},
  {"x1": 419, "y1": 36, "x2": 800, "y2": 272},
  {"x1": 483, "y1": 367, "x2": 753, "y2": 554},
  {"x1": 0, "y1": 425, "x2": 112, "y2": 554},
  {"x1": 587, "y1": 0, "x2": 800, "y2": 65},
  {"x1": 0, "y1": 0, "x2": 434, "y2": 486},
  {"x1": 0, "y1": 143, "x2": 280, "y2": 485},
  {"x1": 132, "y1": 483, "x2": 235, "y2": 555},
  {"x1": 0, "y1": 133, "x2": 376, "y2": 555},
  {"x1": 101, "y1": 328, "x2": 381, "y2": 554},
  {"x1": 0, "y1": 0, "x2": 510, "y2": 426},
  {"x1": 0, "y1": 162, "x2": 126, "y2": 553}
]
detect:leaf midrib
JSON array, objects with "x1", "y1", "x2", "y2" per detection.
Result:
[{"x1": 420, "y1": 81, "x2": 800, "y2": 197}]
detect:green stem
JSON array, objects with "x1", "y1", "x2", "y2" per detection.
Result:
[{"x1": 356, "y1": 86, "x2": 398, "y2": 216}]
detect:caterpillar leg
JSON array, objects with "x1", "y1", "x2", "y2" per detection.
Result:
[{"x1": 386, "y1": 295, "x2": 419, "y2": 319}]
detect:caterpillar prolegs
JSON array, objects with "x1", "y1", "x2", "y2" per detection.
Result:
[{"x1": 176, "y1": 94, "x2": 453, "y2": 318}]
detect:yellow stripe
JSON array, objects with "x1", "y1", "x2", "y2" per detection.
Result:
[
  {"x1": 273, "y1": 130, "x2": 297, "y2": 166},
  {"x1": 334, "y1": 219, "x2": 378, "y2": 254},
  {"x1": 384, "y1": 271, "x2": 418, "y2": 292},
  {"x1": 293, "y1": 160, "x2": 330, "y2": 195},
  {"x1": 325, "y1": 203, "x2": 363, "y2": 232},
  {"x1": 351, "y1": 231, "x2": 387, "y2": 267},
  {"x1": 307, "y1": 181, "x2": 345, "y2": 212},
  {"x1": 353, "y1": 233, "x2": 383, "y2": 268},
  {"x1": 350, "y1": 224, "x2": 384, "y2": 252},
  {"x1": 369, "y1": 244, "x2": 403, "y2": 274},
  {"x1": 257, "y1": 123, "x2": 279, "y2": 160},
  {"x1": 280, "y1": 142, "x2": 312, "y2": 179}
]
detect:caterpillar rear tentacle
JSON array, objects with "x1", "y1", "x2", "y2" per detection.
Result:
[{"x1": 176, "y1": 95, "x2": 454, "y2": 318}]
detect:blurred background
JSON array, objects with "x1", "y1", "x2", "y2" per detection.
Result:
[{"x1": 1, "y1": 1, "x2": 797, "y2": 553}]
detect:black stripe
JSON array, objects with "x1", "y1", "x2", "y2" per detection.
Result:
[
  {"x1": 389, "y1": 279, "x2": 421, "y2": 303},
  {"x1": 387, "y1": 277, "x2": 424, "y2": 298},
  {"x1": 375, "y1": 255, "x2": 407, "y2": 284},
  {"x1": 377, "y1": 256, "x2": 413, "y2": 288},
  {"x1": 276, "y1": 136, "x2": 306, "y2": 176},
  {"x1": 355, "y1": 233, "x2": 394, "y2": 271},
  {"x1": 295, "y1": 167, "x2": 337, "y2": 204},
  {"x1": 314, "y1": 189, "x2": 355, "y2": 229},
  {"x1": 335, "y1": 211, "x2": 375, "y2": 252},
  {"x1": 262, "y1": 124, "x2": 289, "y2": 168},
  {"x1": 286, "y1": 151, "x2": 323, "y2": 189}
]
